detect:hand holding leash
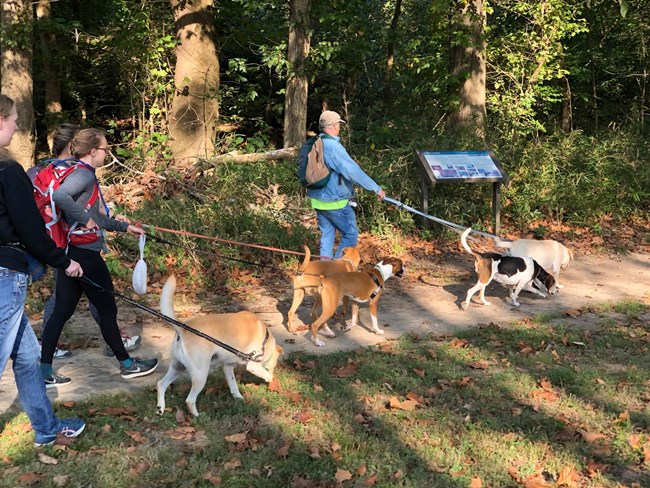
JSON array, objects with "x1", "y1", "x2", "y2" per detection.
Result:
[{"x1": 65, "y1": 260, "x2": 83, "y2": 278}]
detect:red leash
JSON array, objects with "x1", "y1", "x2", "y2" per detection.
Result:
[{"x1": 141, "y1": 224, "x2": 331, "y2": 260}]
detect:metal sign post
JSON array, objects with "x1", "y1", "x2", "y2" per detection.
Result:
[{"x1": 414, "y1": 150, "x2": 509, "y2": 235}]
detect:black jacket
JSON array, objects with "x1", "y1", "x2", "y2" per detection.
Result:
[{"x1": 0, "y1": 158, "x2": 71, "y2": 274}]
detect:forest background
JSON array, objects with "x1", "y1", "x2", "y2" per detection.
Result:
[{"x1": 0, "y1": 0, "x2": 648, "y2": 279}]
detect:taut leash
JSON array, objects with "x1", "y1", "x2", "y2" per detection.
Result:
[
  {"x1": 383, "y1": 196, "x2": 498, "y2": 240},
  {"x1": 141, "y1": 224, "x2": 331, "y2": 260},
  {"x1": 79, "y1": 276, "x2": 265, "y2": 362}
]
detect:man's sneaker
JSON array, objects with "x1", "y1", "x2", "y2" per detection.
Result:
[
  {"x1": 120, "y1": 357, "x2": 159, "y2": 379},
  {"x1": 105, "y1": 332, "x2": 142, "y2": 357},
  {"x1": 53, "y1": 347, "x2": 72, "y2": 360},
  {"x1": 44, "y1": 373, "x2": 72, "y2": 389},
  {"x1": 34, "y1": 417, "x2": 85, "y2": 446}
]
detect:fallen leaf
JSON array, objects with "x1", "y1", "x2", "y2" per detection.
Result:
[
  {"x1": 52, "y1": 474, "x2": 70, "y2": 487},
  {"x1": 566, "y1": 309, "x2": 582, "y2": 318},
  {"x1": 19, "y1": 472, "x2": 43, "y2": 485},
  {"x1": 128, "y1": 462, "x2": 150, "y2": 477},
  {"x1": 616, "y1": 410, "x2": 630, "y2": 423},
  {"x1": 276, "y1": 441, "x2": 291, "y2": 457},
  {"x1": 363, "y1": 474, "x2": 378, "y2": 485},
  {"x1": 628, "y1": 434, "x2": 642, "y2": 449},
  {"x1": 450, "y1": 338, "x2": 469, "y2": 348},
  {"x1": 469, "y1": 476, "x2": 483, "y2": 487},
  {"x1": 579, "y1": 430, "x2": 606, "y2": 443},
  {"x1": 223, "y1": 458, "x2": 241, "y2": 470},
  {"x1": 224, "y1": 432, "x2": 248, "y2": 443},
  {"x1": 469, "y1": 360, "x2": 491, "y2": 370},
  {"x1": 38, "y1": 452, "x2": 58, "y2": 465},
  {"x1": 335, "y1": 469, "x2": 353, "y2": 482},
  {"x1": 556, "y1": 466, "x2": 580, "y2": 487},
  {"x1": 412, "y1": 368, "x2": 426, "y2": 378},
  {"x1": 268, "y1": 378, "x2": 282, "y2": 392},
  {"x1": 292, "y1": 411, "x2": 313, "y2": 423},
  {"x1": 62, "y1": 401, "x2": 76, "y2": 408}
]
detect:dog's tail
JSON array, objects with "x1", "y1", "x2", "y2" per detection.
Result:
[
  {"x1": 461, "y1": 228, "x2": 476, "y2": 256},
  {"x1": 492, "y1": 236, "x2": 513, "y2": 249},
  {"x1": 298, "y1": 245, "x2": 311, "y2": 272},
  {"x1": 160, "y1": 274, "x2": 178, "y2": 322}
]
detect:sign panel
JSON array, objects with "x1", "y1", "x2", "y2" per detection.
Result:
[{"x1": 419, "y1": 151, "x2": 504, "y2": 182}]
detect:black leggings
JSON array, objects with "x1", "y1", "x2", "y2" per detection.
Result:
[{"x1": 41, "y1": 246, "x2": 129, "y2": 363}]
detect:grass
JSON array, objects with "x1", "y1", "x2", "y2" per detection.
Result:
[{"x1": 1, "y1": 301, "x2": 648, "y2": 487}]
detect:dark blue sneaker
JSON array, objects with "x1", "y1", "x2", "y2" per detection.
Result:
[
  {"x1": 34, "y1": 417, "x2": 85, "y2": 446},
  {"x1": 120, "y1": 357, "x2": 158, "y2": 379}
]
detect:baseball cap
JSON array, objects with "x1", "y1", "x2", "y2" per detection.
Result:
[{"x1": 319, "y1": 111, "x2": 346, "y2": 127}]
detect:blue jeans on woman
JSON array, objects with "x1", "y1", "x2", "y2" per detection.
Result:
[
  {"x1": 0, "y1": 268, "x2": 59, "y2": 438},
  {"x1": 315, "y1": 204, "x2": 359, "y2": 259}
]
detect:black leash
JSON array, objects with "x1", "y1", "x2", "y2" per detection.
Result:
[{"x1": 79, "y1": 275, "x2": 264, "y2": 362}]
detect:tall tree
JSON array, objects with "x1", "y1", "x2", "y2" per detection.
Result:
[
  {"x1": 1, "y1": 0, "x2": 35, "y2": 167},
  {"x1": 35, "y1": 0, "x2": 62, "y2": 135},
  {"x1": 283, "y1": 0, "x2": 312, "y2": 149},
  {"x1": 169, "y1": 0, "x2": 219, "y2": 163},
  {"x1": 447, "y1": 0, "x2": 486, "y2": 136}
]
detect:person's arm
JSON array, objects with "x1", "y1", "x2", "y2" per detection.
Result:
[
  {"x1": 3, "y1": 162, "x2": 75, "y2": 271},
  {"x1": 52, "y1": 169, "x2": 95, "y2": 226},
  {"x1": 323, "y1": 140, "x2": 383, "y2": 194}
]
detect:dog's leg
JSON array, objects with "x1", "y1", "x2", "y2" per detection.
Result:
[
  {"x1": 185, "y1": 360, "x2": 212, "y2": 416},
  {"x1": 523, "y1": 282, "x2": 547, "y2": 297},
  {"x1": 223, "y1": 364, "x2": 244, "y2": 400},
  {"x1": 342, "y1": 302, "x2": 359, "y2": 331},
  {"x1": 320, "y1": 324, "x2": 336, "y2": 338},
  {"x1": 310, "y1": 294, "x2": 323, "y2": 321},
  {"x1": 510, "y1": 282, "x2": 528, "y2": 307},
  {"x1": 246, "y1": 361, "x2": 273, "y2": 382},
  {"x1": 553, "y1": 268, "x2": 564, "y2": 289},
  {"x1": 156, "y1": 361, "x2": 183, "y2": 415},
  {"x1": 368, "y1": 301, "x2": 384, "y2": 335},
  {"x1": 478, "y1": 285, "x2": 491, "y2": 306},
  {"x1": 463, "y1": 282, "x2": 488, "y2": 309},
  {"x1": 287, "y1": 288, "x2": 307, "y2": 332}
]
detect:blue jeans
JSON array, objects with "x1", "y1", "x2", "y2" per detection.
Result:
[
  {"x1": 0, "y1": 268, "x2": 59, "y2": 437},
  {"x1": 315, "y1": 204, "x2": 359, "y2": 259}
]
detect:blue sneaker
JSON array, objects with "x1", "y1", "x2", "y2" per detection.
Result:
[{"x1": 34, "y1": 417, "x2": 86, "y2": 447}]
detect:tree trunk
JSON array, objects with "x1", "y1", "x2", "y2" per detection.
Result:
[
  {"x1": 1, "y1": 0, "x2": 35, "y2": 168},
  {"x1": 36, "y1": 0, "x2": 62, "y2": 139},
  {"x1": 169, "y1": 0, "x2": 219, "y2": 164},
  {"x1": 447, "y1": 0, "x2": 486, "y2": 137},
  {"x1": 560, "y1": 75, "x2": 572, "y2": 133},
  {"x1": 283, "y1": 0, "x2": 312, "y2": 149},
  {"x1": 384, "y1": 0, "x2": 402, "y2": 103}
]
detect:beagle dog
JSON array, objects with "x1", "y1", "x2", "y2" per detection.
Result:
[
  {"x1": 287, "y1": 245, "x2": 361, "y2": 333},
  {"x1": 461, "y1": 228, "x2": 557, "y2": 309},
  {"x1": 157, "y1": 275, "x2": 283, "y2": 416},
  {"x1": 308, "y1": 257, "x2": 404, "y2": 347},
  {"x1": 493, "y1": 236, "x2": 573, "y2": 288}
]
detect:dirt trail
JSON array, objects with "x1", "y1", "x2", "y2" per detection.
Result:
[{"x1": 1, "y1": 251, "x2": 648, "y2": 414}]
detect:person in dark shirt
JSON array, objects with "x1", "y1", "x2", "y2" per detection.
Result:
[{"x1": 0, "y1": 93, "x2": 86, "y2": 446}]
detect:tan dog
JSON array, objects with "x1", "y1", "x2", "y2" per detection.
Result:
[
  {"x1": 309, "y1": 257, "x2": 405, "y2": 347},
  {"x1": 494, "y1": 236, "x2": 573, "y2": 288},
  {"x1": 157, "y1": 275, "x2": 283, "y2": 416},
  {"x1": 287, "y1": 245, "x2": 361, "y2": 333}
]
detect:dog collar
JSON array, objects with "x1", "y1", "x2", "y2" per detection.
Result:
[{"x1": 249, "y1": 328, "x2": 270, "y2": 363}]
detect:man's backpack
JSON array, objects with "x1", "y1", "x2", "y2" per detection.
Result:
[
  {"x1": 298, "y1": 135, "x2": 333, "y2": 189},
  {"x1": 33, "y1": 161, "x2": 101, "y2": 249}
]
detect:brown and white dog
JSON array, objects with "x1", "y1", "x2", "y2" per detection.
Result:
[
  {"x1": 461, "y1": 228, "x2": 557, "y2": 309},
  {"x1": 287, "y1": 245, "x2": 361, "y2": 333},
  {"x1": 157, "y1": 275, "x2": 283, "y2": 416},
  {"x1": 308, "y1": 257, "x2": 404, "y2": 347},
  {"x1": 493, "y1": 236, "x2": 573, "y2": 288}
]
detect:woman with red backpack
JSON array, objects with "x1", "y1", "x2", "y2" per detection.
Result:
[{"x1": 40, "y1": 128, "x2": 158, "y2": 386}]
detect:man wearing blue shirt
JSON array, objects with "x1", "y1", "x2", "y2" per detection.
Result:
[{"x1": 307, "y1": 111, "x2": 385, "y2": 259}]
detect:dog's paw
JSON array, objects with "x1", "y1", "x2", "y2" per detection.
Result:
[
  {"x1": 556, "y1": 283, "x2": 565, "y2": 289},
  {"x1": 313, "y1": 337, "x2": 326, "y2": 347},
  {"x1": 461, "y1": 302, "x2": 469, "y2": 310},
  {"x1": 481, "y1": 301, "x2": 492, "y2": 306},
  {"x1": 341, "y1": 320, "x2": 357, "y2": 332},
  {"x1": 157, "y1": 405, "x2": 165, "y2": 415},
  {"x1": 372, "y1": 328, "x2": 385, "y2": 335},
  {"x1": 512, "y1": 301, "x2": 521, "y2": 307},
  {"x1": 320, "y1": 325, "x2": 336, "y2": 338}
]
